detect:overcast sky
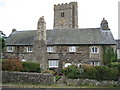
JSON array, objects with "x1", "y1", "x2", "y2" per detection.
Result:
[{"x1": 0, "y1": 0, "x2": 119, "y2": 39}]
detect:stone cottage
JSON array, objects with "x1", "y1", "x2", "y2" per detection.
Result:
[{"x1": 4, "y1": 2, "x2": 116, "y2": 72}]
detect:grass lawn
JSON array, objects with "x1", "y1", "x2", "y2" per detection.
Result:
[{"x1": 2, "y1": 83, "x2": 118, "y2": 88}]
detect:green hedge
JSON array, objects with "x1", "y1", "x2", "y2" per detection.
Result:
[
  {"x1": 22, "y1": 61, "x2": 40, "y2": 73},
  {"x1": 62, "y1": 65, "x2": 82, "y2": 79},
  {"x1": 62, "y1": 65, "x2": 118, "y2": 81}
]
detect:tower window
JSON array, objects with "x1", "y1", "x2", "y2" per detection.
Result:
[{"x1": 61, "y1": 12, "x2": 64, "y2": 17}]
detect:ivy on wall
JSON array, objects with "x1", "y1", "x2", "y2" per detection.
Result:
[{"x1": 102, "y1": 46, "x2": 117, "y2": 66}]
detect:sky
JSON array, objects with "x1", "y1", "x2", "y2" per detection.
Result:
[{"x1": 0, "y1": 0, "x2": 119, "y2": 39}]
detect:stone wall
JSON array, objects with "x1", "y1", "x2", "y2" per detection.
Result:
[
  {"x1": 2, "y1": 71, "x2": 54, "y2": 85},
  {"x1": 66, "y1": 79, "x2": 118, "y2": 87}
]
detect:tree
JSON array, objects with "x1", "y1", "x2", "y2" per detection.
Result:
[
  {"x1": 0, "y1": 37, "x2": 6, "y2": 59},
  {"x1": 102, "y1": 46, "x2": 117, "y2": 66}
]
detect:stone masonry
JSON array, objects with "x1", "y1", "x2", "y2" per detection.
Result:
[
  {"x1": 54, "y1": 2, "x2": 78, "y2": 29},
  {"x1": 2, "y1": 71, "x2": 54, "y2": 85},
  {"x1": 32, "y1": 16, "x2": 48, "y2": 72}
]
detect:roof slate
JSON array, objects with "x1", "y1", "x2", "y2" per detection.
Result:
[{"x1": 6, "y1": 28, "x2": 116, "y2": 46}]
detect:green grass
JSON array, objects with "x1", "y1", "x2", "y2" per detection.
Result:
[{"x1": 2, "y1": 83, "x2": 118, "y2": 88}]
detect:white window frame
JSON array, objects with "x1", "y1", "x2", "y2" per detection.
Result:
[
  {"x1": 91, "y1": 46, "x2": 99, "y2": 54},
  {"x1": 90, "y1": 62, "x2": 100, "y2": 66},
  {"x1": 7, "y1": 46, "x2": 14, "y2": 52},
  {"x1": 49, "y1": 60, "x2": 59, "y2": 68},
  {"x1": 47, "y1": 46, "x2": 54, "y2": 52},
  {"x1": 27, "y1": 46, "x2": 33, "y2": 52},
  {"x1": 69, "y1": 46, "x2": 76, "y2": 52}
]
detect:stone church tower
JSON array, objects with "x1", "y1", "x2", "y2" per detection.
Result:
[
  {"x1": 53, "y1": 2, "x2": 78, "y2": 29},
  {"x1": 33, "y1": 16, "x2": 48, "y2": 72}
]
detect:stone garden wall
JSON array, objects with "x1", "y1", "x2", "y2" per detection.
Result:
[
  {"x1": 2, "y1": 71, "x2": 118, "y2": 87},
  {"x1": 66, "y1": 78, "x2": 118, "y2": 86},
  {"x1": 2, "y1": 71, "x2": 54, "y2": 85}
]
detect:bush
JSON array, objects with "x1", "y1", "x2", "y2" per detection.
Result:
[
  {"x1": 110, "y1": 62, "x2": 120, "y2": 68},
  {"x1": 82, "y1": 64, "x2": 97, "y2": 79},
  {"x1": 22, "y1": 61, "x2": 40, "y2": 72},
  {"x1": 62, "y1": 64, "x2": 118, "y2": 81},
  {"x1": 62, "y1": 65, "x2": 81, "y2": 79},
  {"x1": 2, "y1": 59, "x2": 23, "y2": 71},
  {"x1": 94, "y1": 66, "x2": 118, "y2": 81},
  {"x1": 43, "y1": 70, "x2": 55, "y2": 75}
]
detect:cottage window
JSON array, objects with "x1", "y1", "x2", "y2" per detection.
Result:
[
  {"x1": 7, "y1": 46, "x2": 14, "y2": 52},
  {"x1": 91, "y1": 46, "x2": 99, "y2": 53},
  {"x1": 90, "y1": 62, "x2": 100, "y2": 66},
  {"x1": 47, "y1": 46, "x2": 54, "y2": 52},
  {"x1": 27, "y1": 46, "x2": 33, "y2": 52},
  {"x1": 69, "y1": 46, "x2": 76, "y2": 52},
  {"x1": 49, "y1": 60, "x2": 59, "y2": 68}
]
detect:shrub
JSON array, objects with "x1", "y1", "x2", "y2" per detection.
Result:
[
  {"x1": 22, "y1": 61, "x2": 40, "y2": 72},
  {"x1": 43, "y1": 70, "x2": 55, "y2": 75},
  {"x1": 62, "y1": 65, "x2": 81, "y2": 79},
  {"x1": 82, "y1": 64, "x2": 97, "y2": 79},
  {"x1": 109, "y1": 62, "x2": 119, "y2": 68},
  {"x1": 62, "y1": 64, "x2": 118, "y2": 81},
  {"x1": 2, "y1": 59, "x2": 23, "y2": 71},
  {"x1": 94, "y1": 66, "x2": 118, "y2": 81}
]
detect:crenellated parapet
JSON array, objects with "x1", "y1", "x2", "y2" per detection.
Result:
[{"x1": 54, "y1": 2, "x2": 77, "y2": 11}]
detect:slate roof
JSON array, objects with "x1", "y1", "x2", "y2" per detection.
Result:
[
  {"x1": 115, "y1": 40, "x2": 120, "y2": 49},
  {"x1": 6, "y1": 28, "x2": 116, "y2": 46}
]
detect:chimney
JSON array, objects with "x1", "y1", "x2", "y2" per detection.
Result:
[
  {"x1": 36, "y1": 16, "x2": 46, "y2": 42},
  {"x1": 12, "y1": 28, "x2": 16, "y2": 33},
  {"x1": 100, "y1": 18, "x2": 110, "y2": 30}
]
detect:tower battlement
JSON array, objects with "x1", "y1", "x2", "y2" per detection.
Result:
[
  {"x1": 54, "y1": 2, "x2": 77, "y2": 10},
  {"x1": 54, "y1": 2, "x2": 77, "y2": 6}
]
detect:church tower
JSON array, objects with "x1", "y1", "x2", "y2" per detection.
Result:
[
  {"x1": 33, "y1": 16, "x2": 48, "y2": 72},
  {"x1": 53, "y1": 2, "x2": 78, "y2": 29}
]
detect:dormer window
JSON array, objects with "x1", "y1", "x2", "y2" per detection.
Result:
[
  {"x1": 27, "y1": 46, "x2": 33, "y2": 52},
  {"x1": 91, "y1": 46, "x2": 99, "y2": 53},
  {"x1": 7, "y1": 46, "x2": 14, "y2": 52},
  {"x1": 69, "y1": 46, "x2": 76, "y2": 52}
]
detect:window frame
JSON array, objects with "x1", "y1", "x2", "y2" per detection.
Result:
[
  {"x1": 7, "y1": 46, "x2": 14, "y2": 52},
  {"x1": 48, "y1": 60, "x2": 59, "y2": 68},
  {"x1": 91, "y1": 46, "x2": 99, "y2": 54},
  {"x1": 90, "y1": 61, "x2": 100, "y2": 66},
  {"x1": 69, "y1": 46, "x2": 76, "y2": 52},
  {"x1": 27, "y1": 46, "x2": 33, "y2": 52},
  {"x1": 47, "y1": 46, "x2": 54, "y2": 52}
]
